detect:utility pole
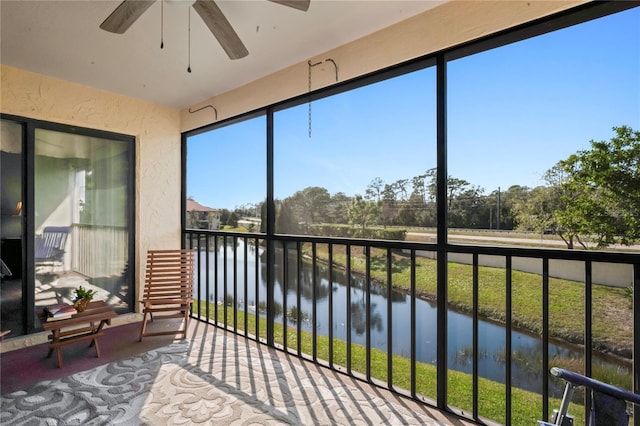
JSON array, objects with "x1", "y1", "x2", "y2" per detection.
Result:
[
  {"x1": 489, "y1": 207, "x2": 493, "y2": 229},
  {"x1": 497, "y1": 187, "x2": 501, "y2": 230}
]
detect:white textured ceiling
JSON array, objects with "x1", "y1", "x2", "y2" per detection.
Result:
[{"x1": 1, "y1": 0, "x2": 444, "y2": 109}]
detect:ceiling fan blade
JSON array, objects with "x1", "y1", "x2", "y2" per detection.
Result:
[
  {"x1": 193, "y1": 0, "x2": 248, "y2": 60},
  {"x1": 268, "y1": 0, "x2": 310, "y2": 12},
  {"x1": 100, "y1": 0, "x2": 156, "y2": 34}
]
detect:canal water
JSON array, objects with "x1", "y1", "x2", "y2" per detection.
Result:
[{"x1": 195, "y1": 240, "x2": 629, "y2": 395}]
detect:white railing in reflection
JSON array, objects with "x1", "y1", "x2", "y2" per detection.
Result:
[{"x1": 71, "y1": 224, "x2": 128, "y2": 278}]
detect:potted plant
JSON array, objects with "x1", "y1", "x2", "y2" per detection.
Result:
[{"x1": 73, "y1": 285, "x2": 96, "y2": 312}]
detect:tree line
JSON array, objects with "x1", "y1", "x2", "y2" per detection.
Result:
[{"x1": 221, "y1": 126, "x2": 639, "y2": 249}]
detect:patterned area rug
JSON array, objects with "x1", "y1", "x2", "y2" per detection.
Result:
[{"x1": 1, "y1": 330, "x2": 465, "y2": 425}]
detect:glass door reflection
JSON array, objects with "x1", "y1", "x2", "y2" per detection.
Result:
[{"x1": 1, "y1": 119, "x2": 24, "y2": 337}]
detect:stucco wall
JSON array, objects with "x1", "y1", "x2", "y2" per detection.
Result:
[
  {"x1": 181, "y1": 0, "x2": 588, "y2": 132},
  {"x1": 1, "y1": 64, "x2": 181, "y2": 312}
]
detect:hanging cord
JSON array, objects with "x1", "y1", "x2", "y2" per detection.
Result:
[
  {"x1": 188, "y1": 105, "x2": 218, "y2": 120},
  {"x1": 187, "y1": 7, "x2": 192, "y2": 73},
  {"x1": 160, "y1": 0, "x2": 164, "y2": 49},
  {"x1": 307, "y1": 59, "x2": 339, "y2": 138},
  {"x1": 308, "y1": 60, "x2": 316, "y2": 138}
]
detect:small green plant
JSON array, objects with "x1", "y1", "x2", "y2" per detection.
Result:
[{"x1": 74, "y1": 285, "x2": 96, "y2": 301}]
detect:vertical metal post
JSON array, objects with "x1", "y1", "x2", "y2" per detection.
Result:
[
  {"x1": 223, "y1": 235, "x2": 228, "y2": 326},
  {"x1": 282, "y1": 240, "x2": 288, "y2": 348},
  {"x1": 387, "y1": 247, "x2": 393, "y2": 389},
  {"x1": 542, "y1": 258, "x2": 550, "y2": 421},
  {"x1": 328, "y1": 243, "x2": 334, "y2": 366},
  {"x1": 312, "y1": 242, "x2": 317, "y2": 361},
  {"x1": 584, "y1": 261, "x2": 593, "y2": 422},
  {"x1": 196, "y1": 233, "x2": 202, "y2": 318},
  {"x1": 255, "y1": 236, "x2": 260, "y2": 338},
  {"x1": 214, "y1": 235, "x2": 219, "y2": 323},
  {"x1": 243, "y1": 237, "x2": 248, "y2": 334},
  {"x1": 25, "y1": 122, "x2": 35, "y2": 334},
  {"x1": 266, "y1": 109, "x2": 275, "y2": 346},
  {"x1": 634, "y1": 263, "x2": 639, "y2": 426},
  {"x1": 505, "y1": 256, "x2": 512, "y2": 425},
  {"x1": 233, "y1": 236, "x2": 238, "y2": 331},
  {"x1": 436, "y1": 53, "x2": 448, "y2": 409},
  {"x1": 297, "y1": 241, "x2": 302, "y2": 355},
  {"x1": 205, "y1": 234, "x2": 210, "y2": 322},
  {"x1": 346, "y1": 244, "x2": 352, "y2": 373},
  {"x1": 411, "y1": 249, "x2": 417, "y2": 397},
  {"x1": 366, "y1": 245, "x2": 372, "y2": 381},
  {"x1": 472, "y1": 253, "x2": 479, "y2": 420}
]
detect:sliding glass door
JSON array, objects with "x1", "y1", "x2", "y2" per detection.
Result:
[
  {"x1": 0, "y1": 115, "x2": 135, "y2": 337},
  {"x1": 33, "y1": 128, "x2": 134, "y2": 320}
]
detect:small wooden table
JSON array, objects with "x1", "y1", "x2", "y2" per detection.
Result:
[{"x1": 39, "y1": 300, "x2": 117, "y2": 368}]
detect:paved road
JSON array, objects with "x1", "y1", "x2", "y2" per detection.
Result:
[{"x1": 408, "y1": 232, "x2": 640, "y2": 250}]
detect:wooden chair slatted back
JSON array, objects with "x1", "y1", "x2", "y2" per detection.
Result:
[
  {"x1": 142, "y1": 249, "x2": 195, "y2": 303},
  {"x1": 139, "y1": 249, "x2": 195, "y2": 340}
]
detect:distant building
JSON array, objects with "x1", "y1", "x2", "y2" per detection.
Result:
[{"x1": 186, "y1": 198, "x2": 220, "y2": 230}]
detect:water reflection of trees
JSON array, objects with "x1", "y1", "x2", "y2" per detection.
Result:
[
  {"x1": 287, "y1": 305, "x2": 310, "y2": 324},
  {"x1": 346, "y1": 274, "x2": 382, "y2": 335},
  {"x1": 207, "y1": 239, "x2": 397, "y2": 339},
  {"x1": 259, "y1": 245, "x2": 389, "y2": 336},
  {"x1": 271, "y1": 247, "x2": 332, "y2": 301}
]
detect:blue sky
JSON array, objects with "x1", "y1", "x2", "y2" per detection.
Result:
[{"x1": 188, "y1": 7, "x2": 639, "y2": 211}]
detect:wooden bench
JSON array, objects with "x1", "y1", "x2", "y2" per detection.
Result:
[
  {"x1": 139, "y1": 249, "x2": 195, "y2": 341},
  {"x1": 39, "y1": 300, "x2": 117, "y2": 368}
]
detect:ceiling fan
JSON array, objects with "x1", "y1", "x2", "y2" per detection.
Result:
[{"x1": 100, "y1": 0, "x2": 310, "y2": 60}]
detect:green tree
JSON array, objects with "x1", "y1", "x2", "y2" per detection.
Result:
[
  {"x1": 392, "y1": 178, "x2": 410, "y2": 202},
  {"x1": 275, "y1": 199, "x2": 301, "y2": 234},
  {"x1": 365, "y1": 177, "x2": 384, "y2": 202},
  {"x1": 512, "y1": 166, "x2": 587, "y2": 249},
  {"x1": 366, "y1": 177, "x2": 386, "y2": 227},
  {"x1": 558, "y1": 126, "x2": 640, "y2": 247},
  {"x1": 545, "y1": 165, "x2": 588, "y2": 249},
  {"x1": 381, "y1": 183, "x2": 399, "y2": 225},
  {"x1": 500, "y1": 185, "x2": 531, "y2": 230},
  {"x1": 227, "y1": 211, "x2": 239, "y2": 228},
  {"x1": 347, "y1": 195, "x2": 381, "y2": 237},
  {"x1": 219, "y1": 208, "x2": 232, "y2": 226},
  {"x1": 288, "y1": 186, "x2": 331, "y2": 225},
  {"x1": 327, "y1": 191, "x2": 351, "y2": 224},
  {"x1": 396, "y1": 194, "x2": 419, "y2": 226}
]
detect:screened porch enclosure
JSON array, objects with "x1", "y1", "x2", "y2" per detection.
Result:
[{"x1": 183, "y1": 4, "x2": 639, "y2": 425}]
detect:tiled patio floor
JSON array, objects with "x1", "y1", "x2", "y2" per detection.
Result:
[{"x1": 2, "y1": 316, "x2": 477, "y2": 425}]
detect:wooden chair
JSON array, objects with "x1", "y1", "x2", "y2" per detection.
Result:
[
  {"x1": 139, "y1": 249, "x2": 195, "y2": 341},
  {"x1": 35, "y1": 226, "x2": 71, "y2": 272}
]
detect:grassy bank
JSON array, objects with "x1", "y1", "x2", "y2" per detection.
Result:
[{"x1": 304, "y1": 244, "x2": 632, "y2": 361}]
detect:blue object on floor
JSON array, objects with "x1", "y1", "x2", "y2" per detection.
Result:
[{"x1": 541, "y1": 367, "x2": 640, "y2": 426}]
